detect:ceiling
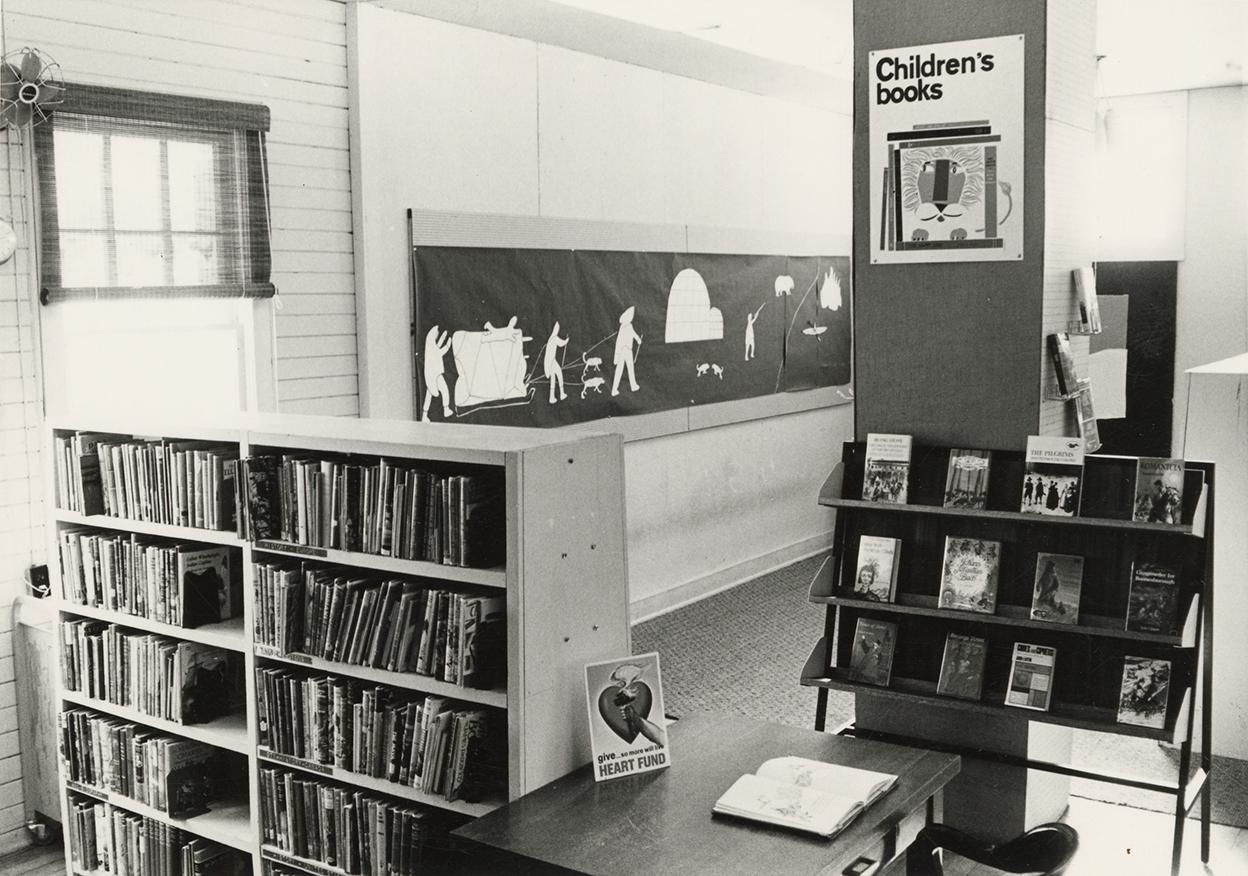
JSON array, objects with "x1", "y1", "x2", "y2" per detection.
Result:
[{"x1": 372, "y1": 0, "x2": 1246, "y2": 98}]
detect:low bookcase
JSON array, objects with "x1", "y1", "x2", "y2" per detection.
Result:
[
  {"x1": 803, "y1": 441, "x2": 1214, "y2": 876},
  {"x1": 49, "y1": 413, "x2": 630, "y2": 876}
]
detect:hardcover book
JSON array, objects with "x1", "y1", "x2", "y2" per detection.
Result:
[
  {"x1": 943, "y1": 449, "x2": 992, "y2": 510},
  {"x1": 1048, "y1": 332, "x2": 1080, "y2": 397},
  {"x1": 939, "y1": 537, "x2": 1001, "y2": 614},
  {"x1": 847, "y1": 618, "x2": 897, "y2": 687},
  {"x1": 849, "y1": 536, "x2": 900, "y2": 603},
  {"x1": 1133, "y1": 458, "x2": 1185, "y2": 525},
  {"x1": 178, "y1": 545, "x2": 238, "y2": 629},
  {"x1": 163, "y1": 739, "x2": 216, "y2": 818},
  {"x1": 1030, "y1": 553, "x2": 1083, "y2": 624},
  {"x1": 1117, "y1": 656, "x2": 1172, "y2": 729},
  {"x1": 1005, "y1": 643, "x2": 1056, "y2": 712},
  {"x1": 861, "y1": 433, "x2": 912, "y2": 504},
  {"x1": 1126, "y1": 562, "x2": 1180, "y2": 634},
  {"x1": 1021, "y1": 436, "x2": 1084, "y2": 517},
  {"x1": 936, "y1": 633, "x2": 987, "y2": 701},
  {"x1": 713, "y1": 757, "x2": 897, "y2": 838}
]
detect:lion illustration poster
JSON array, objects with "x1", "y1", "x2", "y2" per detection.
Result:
[{"x1": 869, "y1": 34, "x2": 1025, "y2": 263}]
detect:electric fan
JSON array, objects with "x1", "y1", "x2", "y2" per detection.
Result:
[{"x1": 0, "y1": 46, "x2": 64, "y2": 129}]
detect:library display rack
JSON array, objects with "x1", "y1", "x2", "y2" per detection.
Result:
[
  {"x1": 49, "y1": 413, "x2": 630, "y2": 876},
  {"x1": 802, "y1": 441, "x2": 1214, "y2": 876}
]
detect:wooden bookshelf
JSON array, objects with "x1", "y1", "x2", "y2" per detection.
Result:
[
  {"x1": 805, "y1": 441, "x2": 1215, "y2": 876},
  {"x1": 50, "y1": 413, "x2": 630, "y2": 876}
]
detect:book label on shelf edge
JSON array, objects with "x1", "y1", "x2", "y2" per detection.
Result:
[
  {"x1": 67, "y1": 779, "x2": 106, "y2": 800},
  {"x1": 258, "y1": 748, "x2": 333, "y2": 776},
  {"x1": 254, "y1": 540, "x2": 327, "y2": 559},
  {"x1": 262, "y1": 849, "x2": 341, "y2": 876},
  {"x1": 255, "y1": 645, "x2": 312, "y2": 664}
]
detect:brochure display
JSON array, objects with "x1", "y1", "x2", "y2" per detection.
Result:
[
  {"x1": 585, "y1": 653, "x2": 671, "y2": 782},
  {"x1": 801, "y1": 440, "x2": 1214, "y2": 876}
]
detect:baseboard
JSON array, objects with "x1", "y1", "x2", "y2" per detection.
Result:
[{"x1": 629, "y1": 531, "x2": 833, "y2": 624}]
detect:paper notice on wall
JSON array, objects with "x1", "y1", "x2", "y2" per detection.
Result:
[
  {"x1": 1089, "y1": 295, "x2": 1129, "y2": 419},
  {"x1": 869, "y1": 34, "x2": 1025, "y2": 264}
]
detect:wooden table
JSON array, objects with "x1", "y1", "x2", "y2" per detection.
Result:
[{"x1": 452, "y1": 713, "x2": 961, "y2": 876}]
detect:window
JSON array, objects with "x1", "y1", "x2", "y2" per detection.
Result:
[{"x1": 35, "y1": 83, "x2": 273, "y2": 301}]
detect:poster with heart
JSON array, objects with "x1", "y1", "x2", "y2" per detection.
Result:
[{"x1": 584, "y1": 652, "x2": 671, "y2": 782}]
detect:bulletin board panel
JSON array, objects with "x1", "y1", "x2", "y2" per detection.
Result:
[{"x1": 409, "y1": 210, "x2": 853, "y2": 433}]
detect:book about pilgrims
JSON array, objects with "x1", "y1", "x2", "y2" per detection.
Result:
[
  {"x1": 936, "y1": 633, "x2": 987, "y2": 701},
  {"x1": 1021, "y1": 436, "x2": 1084, "y2": 517},
  {"x1": 861, "y1": 433, "x2": 912, "y2": 504},
  {"x1": 1133, "y1": 458, "x2": 1185, "y2": 525},
  {"x1": 849, "y1": 536, "x2": 901, "y2": 603},
  {"x1": 1117, "y1": 657, "x2": 1172, "y2": 729},
  {"x1": 939, "y1": 536, "x2": 1001, "y2": 614},
  {"x1": 943, "y1": 449, "x2": 992, "y2": 509},
  {"x1": 1030, "y1": 552, "x2": 1083, "y2": 624}
]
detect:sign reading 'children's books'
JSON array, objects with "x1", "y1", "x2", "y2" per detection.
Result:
[
  {"x1": 585, "y1": 653, "x2": 671, "y2": 782},
  {"x1": 869, "y1": 34, "x2": 1025, "y2": 263}
]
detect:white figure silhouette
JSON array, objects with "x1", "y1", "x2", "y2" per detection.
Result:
[
  {"x1": 696, "y1": 363, "x2": 710, "y2": 377},
  {"x1": 774, "y1": 275, "x2": 795, "y2": 297},
  {"x1": 712, "y1": 364, "x2": 724, "y2": 379},
  {"x1": 745, "y1": 304, "x2": 764, "y2": 361},
  {"x1": 544, "y1": 321, "x2": 569, "y2": 404},
  {"x1": 611, "y1": 306, "x2": 642, "y2": 397},
  {"x1": 421, "y1": 325, "x2": 454, "y2": 420},
  {"x1": 581, "y1": 377, "x2": 605, "y2": 399}
]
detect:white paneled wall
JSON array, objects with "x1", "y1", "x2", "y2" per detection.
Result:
[
  {"x1": 7, "y1": 0, "x2": 359, "y2": 415},
  {"x1": 0, "y1": 126, "x2": 42, "y2": 854}
]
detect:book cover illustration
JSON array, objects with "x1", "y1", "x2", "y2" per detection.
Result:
[
  {"x1": 1073, "y1": 266, "x2": 1102, "y2": 333},
  {"x1": 178, "y1": 546, "x2": 235, "y2": 628},
  {"x1": 849, "y1": 536, "x2": 900, "y2": 603},
  {"x1": 1021, "y1": 436, "x2": 1084, "y2": 517},
  {"x1": 1030, "y1": 553, "x2": 1083, "y2": 624},
  {"x1": 1126, "y1": 563, "x2": 1180, "y2": 634},
  {"x1": 862, "y1": 433, "x2": 912, "y2": 504},
  {"x1": 939, "y1": 536, "x2": 1001, "y2": 614},
  {"x1": 1005, "y1": 643, "x2": 1056, "y2": 711},
  {"x1": 943, "y1": 449, "x2": 992, "y2": 509},
  {"x1": 1117, "y1": 657, "x2": 1172, "y2": 729},
  {"x1": 936, "y1": 633, "x2": 987, "y2": 700},
  {"x1": 847, "y1": 618, "x2": 898, "y2": 687},
  {"x1": 1133, "y1": 458, "x2": 1185, "y2": 525},
  {"x1": 585, "y1": 652, "x2": 670, "y2": 782}
]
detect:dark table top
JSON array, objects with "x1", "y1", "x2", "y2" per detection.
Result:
[{"x1": 453, "y1": 713, "x2": 961, "y2": 876}]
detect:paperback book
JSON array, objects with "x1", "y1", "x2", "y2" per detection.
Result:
[
  {"x1": 1048, "y1": 332, "x2": 1080, "y2": 398},
  {"x1": 1126, "y1": 562, "x2": 1180, "y2": 634},
  {"x1": 1005, "y1": 643, "x2": 1056, "y2": 712},
  {"x1": 1030, "y1": 553, "x2": 1083, "y2": 624},
  {"x1": 1117, "y1": 657, "x2": 1172, "y2": 729},
  {"x1": 1133, "y1": 457, "x2": 1185, "y2": 525},
  {"x1": 713, "y1": 757, "x2": 897, "y2": 838},
  {"x1": 938, "y1": 537, "x2": 1001, "y2": 614},
  {"x1": 847, "y1": 618, "x2": 897, "y2": 687},
  {"x1": 849, "y1": 536, "x2": 900, "y2": 603},
  {"x1": 1074, "y1": 383, "x2": 1102, "y2": 453},
  {"x1": 1073, "y1": 266, "x2": 1102, "y2": 334},
  {"x1": 936, "y1": 633, "x2": 987, "y2": 701},
  {"x1": 1021, "y1": 436, "x2": 1084, "y2": 517},
  {"x1": 943, "y1": 449, "x2": 992, "y2": 510},
  {"x1": 861, "y1": 433, "x2": 912, "y2": 504}
]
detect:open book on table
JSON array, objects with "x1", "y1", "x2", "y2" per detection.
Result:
[{"x1": 713, "y1": 756, "x2": 898, "y2": 838}]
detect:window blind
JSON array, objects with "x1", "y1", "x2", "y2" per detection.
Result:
[{"x1": 35, "y1": 83, "x2": 274, "y2": 302}]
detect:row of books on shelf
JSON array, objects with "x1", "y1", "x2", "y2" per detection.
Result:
[
  {"x1": 54, "y1": 430, "x2": 512, "y2": 570},
  {"x1": 58, "y1": 528, "x2": 241, "y2": 630},
  {"x1": 848, "y1": 534, "x2": 1181, "y2": 635},
  {"x1": 257, "y1": 667, "x2": 503, "y2": 804},
  {"x1": 254, "y1": 560, "x2": 505, "y2": 688},
  {"x1": 260, "y1": 767, "x2": 461, "y2": 875},
  {"x1": 68, "y1": 795, "x2": 248, "y2": 876},
  {"x1": 863, "y1": 433, "x2": 1187, "y2": 524},
  {"x1": 846, "y1": 619, "x2": 1173, "y2": 729},
  {"x1": 60, "y1": 708, "x2": 236, "y2": 819},
  {"x1": 55, "y1": 432, "x2": 241, "y2": 532},
  {"x1": 61, "y1": 620, "x2": 244, "y2": 726},
  {"x1": 245, "y1": 454, "x2": 505, "y2": 568}
]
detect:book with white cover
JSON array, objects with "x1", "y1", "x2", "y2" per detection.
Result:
[{"x1": 713, "y1": 756, "x2": 897, "y2": 837}]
